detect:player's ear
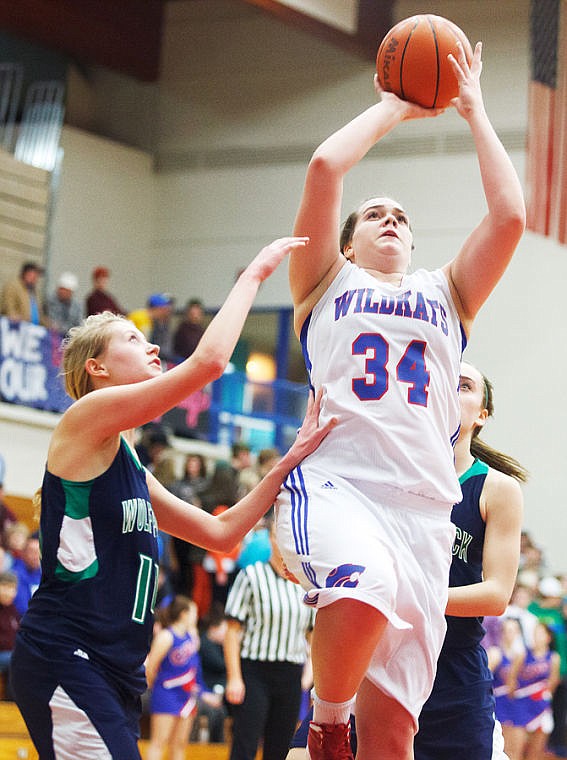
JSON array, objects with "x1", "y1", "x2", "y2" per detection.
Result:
[
  {"x1": 85, "y1": 358, "x2": 109, "y2": 379},
  {"x1": 475, "y1": 407, "x2": 488, "y2": 430},
  {"x1": 343, "y1": 244, "x2": 355, "y2": 262}
]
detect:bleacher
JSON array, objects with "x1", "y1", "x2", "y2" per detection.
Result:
[{"x1": 0, "y1": 147, "x2": 50, "y2": 288}]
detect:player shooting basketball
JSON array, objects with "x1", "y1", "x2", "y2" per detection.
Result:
[{"x1": 274, "y1": 37, "x2": 525, "y2": 760}]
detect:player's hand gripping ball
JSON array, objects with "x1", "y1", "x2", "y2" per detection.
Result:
[{"x1": 376, "y1": 14, "x2": 473, "y2": 109}]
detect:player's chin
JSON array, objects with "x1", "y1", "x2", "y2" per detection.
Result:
[
  {"x1": 376, "y1": 241, "x2": 407, "y2": 260},
  {"x1": 146, "y1": 362, "x2": 164, "y2": 377}
]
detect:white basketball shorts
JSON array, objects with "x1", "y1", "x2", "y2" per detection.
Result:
[{"x1": 275, "y1": 463, "x2": 455, "y2": 728}]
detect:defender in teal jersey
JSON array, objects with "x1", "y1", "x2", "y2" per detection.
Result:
[
  {"x1": 375, "y1": 360, "x2": 526, "y2": 759},
  {"x1": 10, "y1": 236, "x2": 336, "y2": 760}
]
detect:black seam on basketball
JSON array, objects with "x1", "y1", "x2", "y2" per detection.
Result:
[
  {"x1": 429, "y1": 17, "x2": 441, "y2": 108},
  {"x1": 399, "y1": 19, "x2": 419, "y2": 102}
]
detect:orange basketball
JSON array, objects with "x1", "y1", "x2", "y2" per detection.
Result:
[{"x1": 376, "y1": 14, "x2": 473, "y2": 109}]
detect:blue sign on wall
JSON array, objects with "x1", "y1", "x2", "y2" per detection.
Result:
[
  {"x1": 0, "y1": 317, "x2": 71, "y2": 412},
  {"x1": 0, "y1": 318, "x2": 306, "y2": 452}
]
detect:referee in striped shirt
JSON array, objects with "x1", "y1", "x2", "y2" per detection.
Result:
[{"x1": 224, "y1": 510, "x2": 314, "y2": 760}]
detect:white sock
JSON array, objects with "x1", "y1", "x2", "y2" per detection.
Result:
[{"x1": 312, "y1": 691, "x2": 354, "y2": 726}]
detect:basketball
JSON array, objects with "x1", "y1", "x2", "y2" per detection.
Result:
[{"x1": 376, "y1": 14, "x2": 473, "y2": 109}]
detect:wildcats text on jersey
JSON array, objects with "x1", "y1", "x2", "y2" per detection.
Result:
[
  {"x1": 334, "y1": 287, "x2": 449, "y2": 336},
  {"x1": 121, "y1": 498, "x2": 158, "y2": 537}
]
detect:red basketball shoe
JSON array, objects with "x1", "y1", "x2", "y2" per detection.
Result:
[{"x1": 307, "y1": 721, "x2": 354, "y2": 760}]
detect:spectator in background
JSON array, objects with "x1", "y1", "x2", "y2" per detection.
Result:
[
  {"x1": 199, "y1": 603, "x2": 228, "y2": 697},
  {"x1": 192, "y1": 603, "x2": 229, "y2": 744},
  {"x1": 85, "y1": 266, "x2": 125, "y2": 316},
  {"x1": 0, "y1": 488, "x2": 17, "y2": 552},
  {"x1": 3, "y1": 522, "x2": 30, "y2": 565},
  {"x1": 198, "y1": 462, "x2": 241, "y2": 614},
  {"x1": 128, "y1": 293, "x2": 175, "y2": 363},
  {"x1": 169, "y1": 453, "x2": 210, "y2": 598},
  {"x1": 177, "y1": 454, "x2": 209, "y2": 503},
  {"x1": 154, "y1": 564, "x2": 175, "y2": 612},
  {"x1": 12, "y1": 534, "x2": 41, "y2": 615},
  {"x1": 200, "y1": 461, "x2": 239, "y2": 514},
  {"x1": 133, "y1": 423, "x2": 161, "y2": 468},
  {"x1": 173, "y1": 298, "x2": 206, "y2": 360},
  {"x1": 0, "y1": 261, "x2": 47, "y2": 325},
  {"x1": 150, "y1": 295, "x2": 176, "y2": 363},
  {"x1": 0, "y1": 457, "x2": 17, "y2": 548},
  {"x1": 203, "y1": 505, "x2": 242, "y2": 611},
  {"x1": 198, "y1": 461, "x2": 244, "y2": 615},
  {"x1": 256, "y1": 448, "x2": 281, "y2": 479},
  {"x1": 519, "y1": 530, "x2": 547, "y2": 579},
  {"x1": 236, "y1": 515, "x2": 272, "y2": 571},
  {"x1": 0, "y1": 570, "x2": 20, "y2": 692},
  {"x1": 224, "y1": 510, "x2": 315, "y2": 760},
  {"x1": 0, "y1": 549, "x2": 12, "y2": 575},
  {"x1": 234, "y1": 450, "x2": 282, "y2": 572},
  {"x1": 46, "y1": 271, "x2": 83, "y2": 336},
  {"x1": 144, "y1": 428, "x2": 177, "y2": 490},
  {"x1": 231, "y1": 443, "x2": 260, "y2": 499},
  {"x1": 516, "y1": 567, "x2": 540, "y2": 598},
  {"x1": 482, "y1": 580, "x2": 538, "y2": 652},
  {"x1": 504, "y1": 581, "x2": 539, "y2": 647},
  {"x1": 528, "y1": 575, "x2": 567, "y2": 756}
]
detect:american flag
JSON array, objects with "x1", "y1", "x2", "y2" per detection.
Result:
[{"x1": 526, "y1": 0, "x2": 567, "y2": 243}]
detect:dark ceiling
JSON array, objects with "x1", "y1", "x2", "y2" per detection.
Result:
[{"x1": 0, "y1": 0, "x2": 394, "y2": 82}]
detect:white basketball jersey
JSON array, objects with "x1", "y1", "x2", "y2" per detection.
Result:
[{"x1": 300, "y1": 262, "x2": 463, "y2": 504}]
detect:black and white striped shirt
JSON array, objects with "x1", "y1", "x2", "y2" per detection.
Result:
[{"x1": 224, "y1": 561, "x2": 314, "y2": 664}]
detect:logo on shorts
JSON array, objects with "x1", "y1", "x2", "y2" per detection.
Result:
[
  {"x1": 73, "y1": 648, "x2": 90, "y2": 660},
  {"x1": 321, "y1": 480, "x2": 337, "y2": 489},
  {"x1": 325, "y1": 563, "x2": 366, "y2": 588}
]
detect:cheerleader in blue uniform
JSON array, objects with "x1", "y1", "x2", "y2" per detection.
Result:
[
  {"x1": 489, "y1": 616, "x2": 526, "y2": 739},
  {"x1": 500, "y1": 621, "x2": 560, "y2": 760},
  {"x1": 146, "y1": 596, "x2": 202, "y2": 760}
]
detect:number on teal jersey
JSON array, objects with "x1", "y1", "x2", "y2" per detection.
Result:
[{"x1": 132, "y1": 554, "x2": 159, "y2": 624}]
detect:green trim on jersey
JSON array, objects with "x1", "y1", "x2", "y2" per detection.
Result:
[
  {"x1": 459, "y1": 458, "x2": 488, "y2": 486},
  {"x1": 55, "y1": 558, "x2": 99, "y2": 582},
  {"x1": 61, "y1": 478, "x2": 94, "y2": 519},
  {"x1": 121, "y1": 436, "x2": 145, "y2": 473},
  {"x1": 55, "y1": 478, "x2": 99, "y2": 582}
]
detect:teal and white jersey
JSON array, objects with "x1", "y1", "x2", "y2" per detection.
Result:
[{"x1": 19, "y1": 437, "x2": 159, "y2": 695}]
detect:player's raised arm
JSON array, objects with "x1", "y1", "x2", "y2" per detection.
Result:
[
  {"x1": 290, "y1": 90, "x2": 442, "y2": 333},
  {"x1": 444, "y1": 41, "x2": 526, "y2": 333},
  {"x1": 57, "y1": 236, "x2": 309, "y2": 458}
]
